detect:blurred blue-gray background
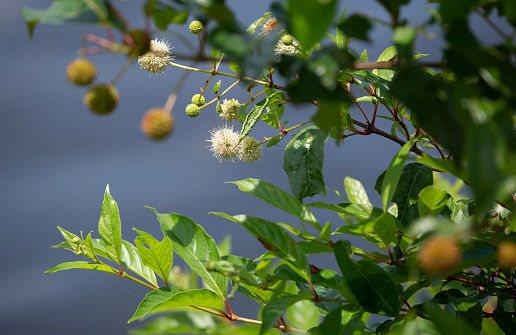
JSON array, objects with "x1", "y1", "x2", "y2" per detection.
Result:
[{"x1": 1, "y1": 1, "x2": 506, "y2": 334}]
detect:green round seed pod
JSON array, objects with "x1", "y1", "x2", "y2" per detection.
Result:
[
  {"x1": 185, "y1": 104, "x2": 200, "y2": 118},
  {"x1": 83, "y1": 84, "x2": 119, "y2": 115},
  {"x1": 66, "y1": 58, "x2": 97, "y2": 86},
  {"x1": 281, "y1": 34, "x2": 294, "y2": 46},
  {"x1": 189, "y1": 21, "x2": 204, "y2": 34},
  {"x1": 191, "y1": 94, "x2": 206, "y2": 106}
]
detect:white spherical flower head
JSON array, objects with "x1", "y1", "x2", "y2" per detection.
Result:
[
  {"x1": 275, "y1": 36, "x2": 301, "y2": 58},
  {"x1": 138, "y1": 38, "x2": 172, "y2": 74},
  {"x1": 220, "y1": 98, "x2": 240, "y2": 122},
  {"x1": 239, "y1": 136, "x2": 263, "y2": 163},
  {"x1": 207, "y1": 124, "x2": 242, "y2": 163}
]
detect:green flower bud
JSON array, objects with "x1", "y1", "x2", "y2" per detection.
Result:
[
  {"x1": 191, "y1": 94, "x2": 206, "y2": 106},
  {"x1": 189, "y1": 21, "x2": 204, "y2": 34},
  {"x1": 71, "y1": 237, "x2": 81, "y2": 244},
  {"x1": 185, "y1": 104, "x2": 200, "y2": 118}
]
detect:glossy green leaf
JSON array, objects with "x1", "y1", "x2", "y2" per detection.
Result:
[
  {"x1": 286, "y1": 299, "x2": 321, "y2": 331},
  {"x1": 151, "y1": 6, "x2": 188, "y2": 30},
  {"x1": 418, "y1": 186, "x2": 449, "y2": 217},
  {"x1": 212, "y1": 213, "x2": 311, "y2": 282},
  {"x1": 375, "y1": 162, "x2": 433, "y2": 226},
  {"x1": 377, "y1": 139, "x2": 418, "y2": 212},
  {"x1": 337, "y1": 15, "x2": 372, "y2": 41},
  {"x1": 228, "y1": 178, "x2": 320, "y2": 230},
  {"x1": 261, "y1": 90, "x2": 285, "y2": 130},
  {"x1": 289, "y1": 0, "x2": 337, "y2": 49},
  {"x1": 98, "y1": 185, "x2": 123, "y2": 264},
  {"x1": 310, "y1": 304, "x2": 363, "y2": 335},
  {"x1": 247, "y1": 12, "x2": 272, "y2": 35},
  {"x1": 45, "y1": 261, "x2": 118, "y2": 274},
  {"x1": 423, "y1": 301, "x2": 477, "y2": 335},
  {"x1": 148, "y1": 208, "x2": 226, "y2": 298},
  {"x1": 237, "y1": 96, "x2": 270, "y2": 145},
  {"x1": 122, "y1": 240, "x2": 158, "y2": 286},
  {"x1": 21, "y1": 0, "x2": 108, "y2": 38},
  {"x1": 129, "y1": 288, "x2": 224, "y2": 323},
  {"x1": 129, "y1": 311, "x2": 227, "y2": 334},
  {"x1": 334, "y1": 241, "x2": 399, "y2": 316},
  {"x1": 374, "y1": 213, "x2": 397, "y2": 246},
  {"x1": 344, "y1": 177, "x2": 372, "y2": 215},
  {"x1": 373, "y1": 46, "x2": 397, "y2": 82},
  {"x1": 260, "y1": 291, "x2": 313, "y2": 334},
  {"x1": 492, "y1": 312, "x2": 516, "y2": 335},
  {"x1": 134, "y1": 229, "x2": 173, "y2": 284},
  {"x1": 213, "y1": 80, "x2": 221, "y2": 94},
  {"x1": 283, "y1": 126, "x2": 329, "y2": 201}
]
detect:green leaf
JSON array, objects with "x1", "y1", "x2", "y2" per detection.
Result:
[
  {"x1": 310, "y1": 304, "x2": 363, "y2": 335},
  {"x1": 212, "y1": 213, "x2": 311, "y2": 282},
  {"x1": 376, "y1": 0, "x2": 410, "y2": 22},
  {"x1": 344, "y1": 177, "x2": 372, "y2": 215},
  {"x1": 374, "y1": 213, "x2": 397, "y2": 246},
  {"x1": 45, "y1": 261, "x2": 118, "y2": 274},
  {"x1": 21, "y1": 0, "x2": 108, "y2": 38},
  {"x1": 312, "y1": 102, "x2": 343, "y2": 141},
  {"x1": 213, "y1": 80, "x2": 221, "y2": 94},
  {"x1": 228, "y1": 178, "x2": 320, "y2": 230},
  {"x1": 129, "y1": 287, "x2": 224, "y2": 323},
  {"x1": 375, "y1": 162, "x2": 433, "y2": 226},
  {"x1": 98, "y1": 185, "x2": 123, "y2": 264},
  {"x1": 359, "y1": 49, "x2": 368, "y2": 62},
  {"x1": 373, "y1": 46, "x2": 397, "y2": 82},
  {"x1": 492, "y1": 312, "x2": 516, "y2": 335},
  {"x1": 229, "y1": 61, "x2": 240, "y2": 74},
  {"x1": 247, "y1": 12, "x2": 272, "y2": 35},
  {"x1": 238, "y1": 96, "x2": 270, "y2": 145},
  {"x1": 148, "y1": 208, "x2": 226, "y2": 298},
  {"x1": 337, "y1": 15, "x2": 372, "y2": 41},
  {"x1": 377, "y1": 139, "x2": 418, "y2": 212},
  {"x1": 334, "y1": 241, "x2": 399, "y2": 316},
  {"x1": 283, "y1": 126, "x2": 329, "y2": 201},
  {"x1": 286, "y1": 299, "x2": 321, "y2": 331},
  {"x1": 134, "y1": 229, "x2": 174, "y2": 285},
  {"x1": 260, "y1": 291, "x2": 313, "y2": 334},
  {"x1": 423, "y1": 301, "x2": 477, "y2": 335},
  {"x1": 261, "y1": 90, "x2": 285, "y2": 130},
  {"x1": 151, "y1": 6, "x2": 188, "y2": 30},
  {"x1": 289, "y1": 0, "x2": 337, "y2": 49},
  {"x1": 393, "y1": 26, "x2": 417, "y2": 59},
  {"x1": 120, "y1": 240, "x2": 158, "y2": 286},
  {"x1": 418, "y1": 186, "x2": 449, "y2": 217}
]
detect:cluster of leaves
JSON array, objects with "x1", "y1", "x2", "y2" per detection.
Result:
[{"x1": 24, "y1": 0, "x2": 516, "y2": 334}]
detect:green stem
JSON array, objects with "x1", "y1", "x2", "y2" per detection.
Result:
[
  {"x1": 168, "y1": 62, "x2": 285, "y2": 90},
  {"x1": 198, "y1": 34, "x2": 214, "y2": 70},
  {"x1": 121, "y1": 271, "x2": 159, "y2": 290},
  {"x1": 258, "y1": 120, "x2": 313, "y2": 146},
  {"x1": 200, "y1": 79, "x2": 240, "y2": 109}
]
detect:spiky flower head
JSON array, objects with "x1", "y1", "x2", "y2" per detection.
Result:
[
  {"x1": 220, "y1": 98, "x2": 240, "y2": 122},
  {"x1": 261, "y1": 17, "x2": 279, "y2": 35},
  {"x1": 497, "y1": 241, "x2": 516, "y2": 270},
  {"x1": 417, "y1": 235, "x2": 461, "y2": 276},
  {"x1": 84, "y1": 84, "x2": 119, "y2": 115},
  {"x1": 207, "y1": 124, "x2": 241, "y2": 163},
  {"x1": 189, "y1": 21, "x2": 204, "y2": 34},
  {"x1": 191, "y1": 94, "x2": 206, "y2": 107},
  {"x1": 185, "y1": 104, "x2": 200, "y2": 118},
  {"x1": 275, "y1": 36, "x2": 301, "y2": 57},
  {"x1": 141, "y1": 108, "x2": 174, "y2": 140},
  {"x1": 138, "y1": 38, "x2": 172, "y2": 74},
  {"x1": 239, "y1": 136, "x2": 263, "y2": 163},
  {"x1": 66, "y1": 58, "x2": 97, "y2": 85}
]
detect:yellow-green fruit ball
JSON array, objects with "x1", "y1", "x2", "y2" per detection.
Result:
[
  {"x1": 417, "y1": 235, "x2": 461, "y2": 276},
  {"x1": 83, "y1": 84, "x2": 119, "y2": 115},
  {"x1": 191, "y1": 94, "x2": 206, "y2": 106},
  {"x1": 189, "y1": 20, "x2": 204, "y2": 34},
  {"x1": 498, "y1": 241, "x2": 516, "y2": 270},
  {"x1": 141, "y1": 108, "x2": 174, "y2": 140},
  {"x1": 281, "y1": 34, "x2": 294, "y2": 46},
  {"x1": 66, "y1": 58, "x2": 97, "y2": 85},
  {"x1": 185, "y1": 104, "x2": 200, "y2": 118}
]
